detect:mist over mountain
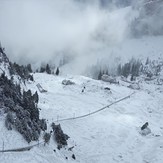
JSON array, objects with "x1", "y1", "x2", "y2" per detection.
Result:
[
  {"x1": 131, "y1": 0, "x2": 163, "y2": 36},
  {"x1": 0, "y1": 0, "x2": 162, "y2": 74}
]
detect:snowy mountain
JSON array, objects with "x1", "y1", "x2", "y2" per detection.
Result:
[
  {"x1": 0, "y1": 50, "x2": 163, "y2": 162},
  {"x1": 0, "y1": 0, "x2": 163, "y2": 162}
]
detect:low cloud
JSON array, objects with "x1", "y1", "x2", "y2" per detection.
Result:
[{"x1": 0, "y1": 0, "x2": 136, "y2": 72}]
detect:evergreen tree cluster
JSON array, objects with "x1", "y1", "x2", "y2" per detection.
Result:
[
  {"x1": 38, "y1": 64, "x2": 60, "y2": 76},
  {"x1": 22, "y1": 90, "x2": 39, "y2": 121},
  {"x1": 117, "y1": 57, "x2": 163, "y2": 79},
  {"x1": 40, "y1": 64, "x2": 51, "y2": 74},
  {"x1": 43, "y1": 132, "x2": 51, "y2": 145},
  {"x1": 117, "y1": 59, "x2": 142, "y2": 78},
  {"x1": 0, "y1": 73, "x2": 47, "y2": 143},
  {"x1": 142, "y1": 57, "x2": 163, "y2": 78},
  {"x1": 9, "y1": 62, "x2": 33, "y2": 81},
  {"x1": 88, "y1": 57, "x2": 162, "y2": 81},
  {"x1": 51, "y1": 123, "x2": 69, "y2": 148}
]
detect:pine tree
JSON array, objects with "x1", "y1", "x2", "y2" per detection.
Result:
[
  {"x1": 39, "y1": 119, "x2": 47, "y2": 131},
  {"x1": 51, "y1": 123, "x2": 69, "y2": 147},
  {"x1": 117, "y1": 64, "x2": 122, "y2": 76},
  {"x1": 130, "y1": 74, "x2": 134, "y2": 81},
  {"x1": 46, "y1": 64, "x2": 51, "y2": 74},
  {"x1": 0, "y1": 42, "x2": 4, "y2": 53},
  {"x1": 5, "y1": 112, "x2": 14, "y2": 130},
  {"x1": 56, "y1": 67, "x2": 60, "y2": 76},
  {"x1": 145, "y1": 57, "x2": 150, "y2": 65},
  {"x1": 9, "y1": 62, "x2": 14, "y2": 75},
  {"x1": 40, "y1": 66, "x2": 46, "y2": 73},
  {"x1": 43, "y1": 132, "x2": 51, "y2": 144},
  {"x1": 33, "y1": 91, "x2": 39, "y2": 104},
  {"x1": 98, "y1": 70, "x2": 102, "y2": 80},
  {"x1": 105, "y1": 69, "x2": 109, "y2": 75},
  {"x1": 27, "y1": 64, "x2": 32, "y2": 73},
  {"x1": 122, "y1": 63, "x2": 130, "y2": 78},
  {"x1": 29, "y1": 75, "x2": 34, "y2": 81}
]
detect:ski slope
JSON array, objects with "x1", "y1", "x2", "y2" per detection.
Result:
[{"x1": 0, "y1": 72, "x2": 163, "y2": 163}]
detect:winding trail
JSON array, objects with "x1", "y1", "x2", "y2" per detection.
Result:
[
  {"x1": 0, "y1": 142, "x2": 44, "y2": 153},
  {"x1": 55, "y1": 92, "x2": 135, "y2": 122},
  {"x1": 0, "y1": 92, "x2": 135, "y2": 153}
]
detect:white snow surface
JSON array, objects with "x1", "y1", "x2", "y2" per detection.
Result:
[{"x1": 0, "y1": 72, "x2": 163, "y2": 163}]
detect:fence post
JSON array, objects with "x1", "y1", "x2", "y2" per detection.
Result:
[
  {"x1": 2, "y1": 141, "x2": 4, "y2": 152},
  {"x1": 57, "y1": 115, "x2": 59, "y2": 122},
  {"x1": 73, "y1": 113, "x2": 75, "y2": 119}
]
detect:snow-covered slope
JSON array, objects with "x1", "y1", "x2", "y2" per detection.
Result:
[{"x1": 0, "y1": 72, "x2": 163, "y2": 163}]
